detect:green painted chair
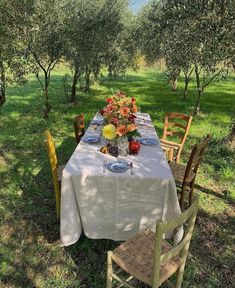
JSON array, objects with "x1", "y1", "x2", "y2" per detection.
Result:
[{"x1": 106, "y1": 196, "x2": 199, "y2": 288}]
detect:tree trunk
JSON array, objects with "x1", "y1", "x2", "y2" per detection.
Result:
[
  {"x1": 108, "y1": 65, "x2": 113, "y2": 79},
  {"x1": 70, "y1": 67, "x2": 79, "y2": 104},
  {"x1": 0, "y1": 60, "x2": 6, "y2": 107},
  {"x1": 183, "y1": 79, "x2": 189, "y2": 100},
  {"x1": 194, "y1": 64, "x2": 202, "y2": 115},
  {"x1": 43, "y1": 72, "x2": 51, "y2": 119},
  {"x1": 93, "y1": 66, "x2": 99, "y2": 81},
  {"x1": 194, "y1": 89, "x2": 203, "y2": 115},
  {"x1": 85, "y1": 66, "x2": 91, "y2": 92},
  {"x1": 171, "y1": 77, "x2": 178, "y2": 91},
  {"x1": 170, "y1": 67, "x2": 180, "y2": 91}
]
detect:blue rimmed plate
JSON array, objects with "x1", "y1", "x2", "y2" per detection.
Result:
[
  {"x1": 139, "y1": 138, "x2": 158, "y2": 146},
  {"x1": 106, "y1": 160, "x2": 130, "y2": 173},
  {"x1": 90, "y1": 119, "x2": 104, "y2": 125},
  {"x1": 83, "y1": 136, "x2": 101, "y2": 144}
]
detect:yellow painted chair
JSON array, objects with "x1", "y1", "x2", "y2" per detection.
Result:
[
  {"x1": 44, "y1": 130, "x2": 64, "y2": 219},
  {"x1": 107, "y1": 197, "x2": 199, "y2": 288}
]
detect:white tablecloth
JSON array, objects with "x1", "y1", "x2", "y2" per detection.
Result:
[{"x1": 60, "y1": 113, "x2": 182, "y2": 246}]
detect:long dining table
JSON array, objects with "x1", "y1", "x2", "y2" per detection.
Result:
[{"x1": 60, "y1": 112, "x2": 182, "y2": 246}]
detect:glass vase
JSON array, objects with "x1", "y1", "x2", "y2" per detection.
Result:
[{"x1": 117, "y1": 136, "x2": 129, "y2": 156}]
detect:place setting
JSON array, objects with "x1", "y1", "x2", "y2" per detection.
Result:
[
  {"x1": 82, "y1": 135, "x2": 101, "y2": 144},
  {"x1": 103, "y1": 159, "x2": 134, "y2": 175}
]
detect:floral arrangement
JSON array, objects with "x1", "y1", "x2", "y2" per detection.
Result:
[{"x1": 101, "y1": 91, "x2": 139, "y2": 141}]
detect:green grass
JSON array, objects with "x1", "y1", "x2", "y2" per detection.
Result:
[{"x1": 0, "y1": 66, "x2": 234, "y2": 287}]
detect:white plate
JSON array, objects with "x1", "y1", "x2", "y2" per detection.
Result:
[
  {"x1": 90, "y1": 119, "x2": 104, "y2": 125},
  {"x1": 83, "y1": 136, "x2": 101, "y2": 144},
  {"x1": 139, "y1": 138, "x2": 158, "y2": 145},
  {"x1": 106, "y1": 160, "x2": 130, "y2": 173}
]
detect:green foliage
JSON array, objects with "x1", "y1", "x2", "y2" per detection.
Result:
[
  {"x1": 137, "y1": 0, "x2": 235, "y2": 112},
  {"x1": 0, "y1": 0, "x2": 32, "y2": 105},
  {"x1": 63, "y1": 0, "x2": 136, "y2": 98}
]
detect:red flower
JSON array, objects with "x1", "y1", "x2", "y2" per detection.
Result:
[
  {"x1": 111, "y1": 117, "x2": 119, "y2": 125},
  {"x1": 128, "y1": 114, "x2": 137, "y2": 122},
  {"x1": 106, "y1": 97, "x2": 113, "y2": 103},
  {"x1": 131, "y1": 97, "x2": 136, "y2": 103},
  {"x1": 100, "y1": 109, "x2": 105, "y2": 116}
]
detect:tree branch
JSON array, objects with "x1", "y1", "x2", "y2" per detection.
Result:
[
  {"x1": 29, "y1": 48, "x2": 47, "y2": 74},
  {"x1": 203, "y1": 68, "x2": 224, "y2": 89},
  {"x1": 35, "y1": 72, "x2": 45, "y2": 93}
]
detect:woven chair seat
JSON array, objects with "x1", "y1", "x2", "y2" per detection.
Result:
[
  {"x1": 111, "y1": 229, "x2": 181, "y2": 286},
  {"x1": 57, "y1": 165, "x2": 65, "y2": 182},
  {"x1": 169, "y1": 161, "x2": 195, "y2": 184}
]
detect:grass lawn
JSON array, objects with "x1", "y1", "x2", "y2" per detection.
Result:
[{"x1": 0, "y1": 66, "x2": 234, "y2": 287}]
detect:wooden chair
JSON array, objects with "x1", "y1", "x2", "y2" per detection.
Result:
[
  {"x1": 107, "y1": 196, "x2": 199, "y2": 288},
  {"x1": 169, "y1": 135, "x2": 210, "y2": 210},
  {"x1": 160, "y1": 113, "x2": 193, "y2": 163},
  {"x1": 44, "y1": 130, "x2": 65, "y2": 219},
  {"x1": 74, "y1": 113, "x2": 85, "y2": 144}
]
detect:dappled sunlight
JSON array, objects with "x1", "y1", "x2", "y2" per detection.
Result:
[
  {"x1": 1, "y1": 67, "x2": 234, "y2": 287},
  {"x1": 60, "y1": 113, "x2": 181, "y2": 247}
]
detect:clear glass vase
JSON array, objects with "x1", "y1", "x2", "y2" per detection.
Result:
[{"x1": 117, "y1": 136, "x2": 129, "y2": 156}]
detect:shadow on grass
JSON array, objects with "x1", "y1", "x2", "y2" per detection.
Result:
[
  {"x1": 195, "y1": 184, "x2": 235, "y2": 206},
  {"x1": 188, "y1": 209, "x2": 235, "y2": 287},
  {"x1": 0, "y1": 69, "x2": 234, "y2": 287}
]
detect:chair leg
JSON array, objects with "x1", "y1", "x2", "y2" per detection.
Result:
[
  {"x1": 175, "y1": 245, "x2": 190, "y2": 288},
  {"x1": 107, "y1": 251, "x2": 113, "y2": 288},
  {"x1": 179, "y1": 185, "x2": 187, "y2": 210},
  {"x1": 175, "y1": 147, "x2": 182, "y2": 163},
  {"x1": 189, "y1": 182, "x2": 195, "y2": 206},
  {"x1": 175, "y1": 263, "x2": 185, "y2": 288},
  {"x1": 169, "y1": 147, "x2": 174, "y2": 162}
]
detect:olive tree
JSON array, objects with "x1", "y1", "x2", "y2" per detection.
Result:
[
  {"x1": 0, "y1": 0, "x2": 31, "y2": 107},
  {"x1": 25, "y1": 0, "x2": 65, "y2": 118},
  {"x1": 105, "y1": 13, "x2": 139, "y2": 79},
  {"x1": 138, "y1": 0, "x2": 235, "y2": 114},
  {"x1": 188, "y1": 0, "x2": 235, "y2": 114},
  {"x1": 64, "y1": 0, "x2": 130, "y2": 103}
]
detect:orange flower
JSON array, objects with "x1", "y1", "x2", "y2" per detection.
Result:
[
  {"x1": 127, "y1": 123, "x2": 136, "y2": 132},
  {"x1": 119, "y1": 107, "x2": 130, "y2": 117},
  {"x1": 132, "y1": 104, "x2": 138, "y2": 113},
  {"x1": 110, "y1": 105, "x2": 118, "y2": 111},
  {"x1": 116, "y1": 125, "x2": 127, "y2": 136}
]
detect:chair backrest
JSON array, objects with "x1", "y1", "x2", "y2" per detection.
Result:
[
  {"x1": 74, "y1": 113, "x2": 85, "y2": 144},
  {"x1": 162, "y1": 112, "x2": 193, "y2": 145},
  {"x1": 44, "y1": 130, "x2": 60, "y2": 219},
  {"x1": 183, "y1": 135, "x2": 211, "y2": 184},
  {"x1": 151, "y1": 196, "x2": 199, "y2": 287}
]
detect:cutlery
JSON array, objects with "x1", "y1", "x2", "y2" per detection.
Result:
[{"x1": 130, "y1": 162, "x2": 134, "y2": 175}]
